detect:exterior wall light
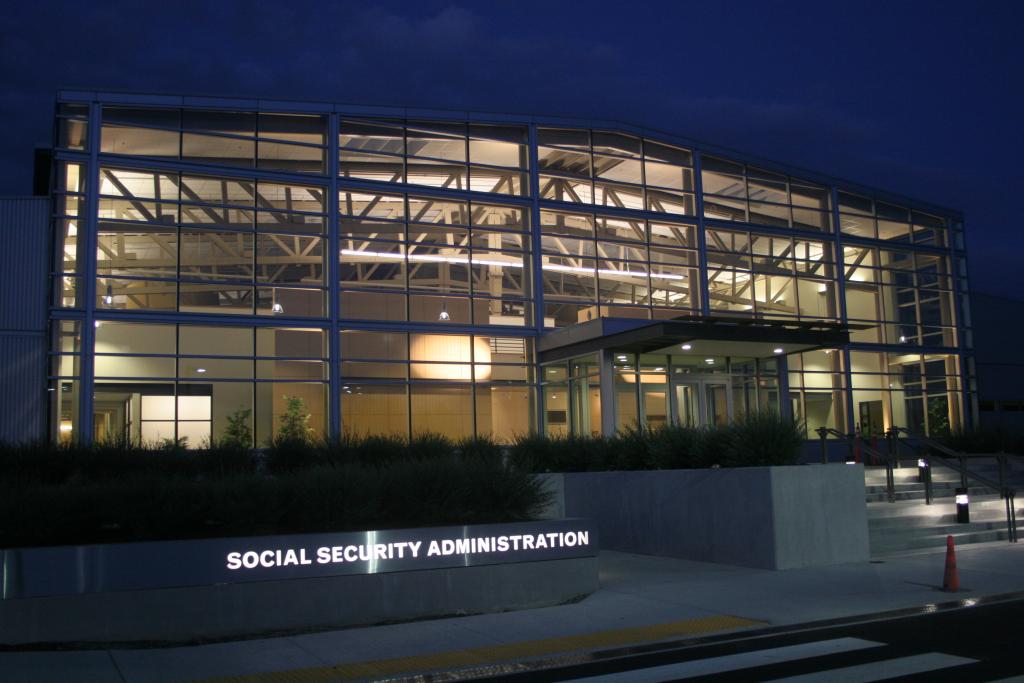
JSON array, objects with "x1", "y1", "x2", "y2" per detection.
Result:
[
  {"x1": 438, "y1": 303, "x2": 450, "y2": 321},
  {"x1": 955, "y1": 488, "x2": 970, "y2": 523},
  {"x1": 773, "y1": 347, "x2": 784, "y2": 354},
  {"x1": 681, "y1": 344, "x2": 692, "y2": 350},
  {"x1": 704, "y1": 358, "x2": 715, "y2": 365},
  {"x1": 196, "y1": 368, "x2": 206, "y2": 374}
]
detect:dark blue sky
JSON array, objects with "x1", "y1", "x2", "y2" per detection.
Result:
[{"x1": 1, "y1": 0, "x2": 1020, "y2": 295}]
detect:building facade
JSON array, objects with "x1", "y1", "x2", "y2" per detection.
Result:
[{"x1": 44, "y1": 91, "x2": 973, "y2": 447}]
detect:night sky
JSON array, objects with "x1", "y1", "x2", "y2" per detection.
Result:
[{"x1": 1, "y1": 1, "x2": 1020, "y2": 296}]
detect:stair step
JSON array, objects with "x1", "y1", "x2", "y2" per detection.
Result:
[
  {"x1": 863, "y1": 458, "x2": 1021, "y2": 555},
  {"x1": 866, "y1": 496, "x2": 1010, "y2": 517},
  {"x1": 871, "y1": 528, "x2": 1014, "y2": 554}
]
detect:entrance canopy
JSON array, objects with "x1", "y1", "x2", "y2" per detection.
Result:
[{"x1": 538, "y1": 316, "x2": 851, "y2": 363}]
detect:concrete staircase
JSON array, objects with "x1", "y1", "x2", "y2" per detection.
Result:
[{"x1": 865, "y1": 463, "x2": 1020, "y2": 556}]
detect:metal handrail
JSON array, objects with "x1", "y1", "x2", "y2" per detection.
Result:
[
  {"x1": 815, "y1": 427, "x2": 896, "y2": 503},
  {"x1": 890, "y1": 427, "x2": 1018, "y2": 544}
]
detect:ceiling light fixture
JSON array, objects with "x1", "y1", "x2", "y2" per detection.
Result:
[
  {"x1": 438, "y1": 302, "x2": 450, "y2": 321},
  {"x1": 103, "y1": 283, "x2": 113, "y2": 306},
  {"x1": 704, "y1": 358, "x2": 715, "y2": 365},
  {"x1": 681, "y1": 343, "x2": 692, "y2": 351},
  {"x1": 195, "y1": 368, "x2": 206, "y2": 374},
  {"x1": 773, "y1": 347, "x2": 784, "y2": 354}
]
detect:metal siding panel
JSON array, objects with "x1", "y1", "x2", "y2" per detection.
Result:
[
  {"x1": 0, "y1": 333, "x2": 47, "y2": 443},
  {"x1": 0, "y1": 198, "x2": 50, "y2": 332}
]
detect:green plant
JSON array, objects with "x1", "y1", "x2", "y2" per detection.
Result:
[
  {"x1": 277, "y1": 395, "x2": 314, "y2": 444},
  {"x1": 645, "y1": 424, "x2": 702, "y2": 469},
  {"x1": 455, "y1": 434, "x2": 503, "y2": 462},
  {"x1": 159, "y1": 436, "x2": 189, "y2": 452},
  {"x1": 220, "y1": 407, "x2": 253, "y2": 450},
  {"x1": 0, "y1": 456, "x2": 550, "y2": 548},
  {"x1": 407, "y1": 432, "x2": 456, "y2": 460},
  {"x1": 724, "y1": 412, "x2": 804, "y2": 467}
]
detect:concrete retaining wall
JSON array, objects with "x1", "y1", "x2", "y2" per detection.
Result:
[
  {"x1": 2, "y1": 556, "x2": 597, "y2": 645},
  {"x1": 1, "y1": 519, "x2": 599, "y2": 644},
  {"x1": 542, "y1": 464, "x2": 868, "y2": 570}
]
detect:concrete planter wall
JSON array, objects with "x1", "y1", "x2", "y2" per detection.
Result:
[
  {"x1": 1, "y1": 519, "x2": 598, "y2": 645},
  {"x1": 539, "y1": 464, "x2": 868, "y2": 570}
]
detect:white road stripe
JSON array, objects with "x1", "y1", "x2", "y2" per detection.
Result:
[
  {"x1": 569, "y1": 637, "x2": 884, "y2": 682},
  {"x1": 764, "y1": 652, "x2": 977, "y2": 682}
]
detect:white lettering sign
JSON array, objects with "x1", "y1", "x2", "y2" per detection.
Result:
[{"x1": 225, "y1": 530, "x2": 591, "y2": 571}]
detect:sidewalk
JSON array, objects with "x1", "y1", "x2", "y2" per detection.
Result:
[{"x1": 4, "y1": 541, "x2": 1024, "y2": 683}]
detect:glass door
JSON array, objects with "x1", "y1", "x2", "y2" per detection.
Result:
[
  {"x1": 675, "y1": 382, "x2": 699, "y2": 427},
  {"x1": 673, "y1": 377, "x2": 733, "y2": 427},
  {"x1": 704, "y1": 380, "x2": 732, "y2": 427}
]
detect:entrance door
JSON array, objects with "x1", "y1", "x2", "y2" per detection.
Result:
[{"x1": 673, "y1": 378, "x2": 732, "y2": 428}]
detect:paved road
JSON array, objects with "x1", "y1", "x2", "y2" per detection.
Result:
[{"x1": 477, "y1": 597, "x2": 1024, "y2": 682}]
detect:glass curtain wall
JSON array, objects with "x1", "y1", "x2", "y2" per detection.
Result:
[{"x1": 48, "y1": 98, "x2": 971, "y2": 441}]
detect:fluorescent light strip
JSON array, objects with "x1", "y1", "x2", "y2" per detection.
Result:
[{"x1": 340, "y1": 249, "x2": 686, "y2": 281}]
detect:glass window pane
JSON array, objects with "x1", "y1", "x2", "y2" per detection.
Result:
[
  {"x1": 182, "y1": 133, "x2": 254, "y2": 167},
  {"x1": 258, "y1": 113, "x2": 326, "y2": 145},
  {"x1": 258, "y1": 141, "x2": 324, "y2": 174},
  {"x1": 592, "y1": 131, "x2": 641, "y2": 157},
  {"x1": 97, "y1": 228, "x2": 177, "y2": 278},
  {"x1": 342, "y1": 384, "x2": 408, "y2": 438},
  {"x1": 180, "y1": 283, "x2": 253, "y2": 314},
  {"x1": 407, "y1": 121, "x2": 466, "y2": 161},
  {"x1": 537, "y1": 127, "x2": 589, "y2": 150},
  {"x1": 101, "y1": 125, "x2": 179, "y2": 159},
  {"x1": 410, "y1": 385, "x2": 473, "y2": 439},
  {"x1": 340, "y1": 290, "x2": 407, "y2": 321},
  {"x1": 539, "y1": 147, "x2": 590, "y2": 177}
]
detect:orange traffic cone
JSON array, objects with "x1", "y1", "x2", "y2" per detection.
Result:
[{"x1": 942, "y1": 535, "x2": 959, "y2": 592}]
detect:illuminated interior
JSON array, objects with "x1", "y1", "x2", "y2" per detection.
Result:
[{"x1": 49, "y1": 99, "x2": 970, "y2": 444}]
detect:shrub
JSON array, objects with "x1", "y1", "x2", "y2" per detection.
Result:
[
  {"x1": 320, "y1": 432, "x2": 408, "y2": 467},
  {"x1": 724, "y1": 412, "x2": 804, "y2": 467},
  {"x1": 408, "y1": 432, "x2": 456, "y2": 460},
  {"x1": 0, "y1": 457, "x2": 550, "y2": 548},
  {"x1": 265, "y1": 433, "x2": 323, "y2": 474},
  {"x1": 455, "y1": 434, "x2": 504, "y2": 462},
  {"x1": 646, "y1": 424, "x2": 703, "y2": 469},
  {"x1": 509, "y1": 433, "x2": 613, "y2": 472},
  {"x1": 608, "y1": 425, "x2": 650, "y2": 470}
]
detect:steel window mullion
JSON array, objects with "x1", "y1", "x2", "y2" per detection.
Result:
[
  {"x1": 77, "y1": 101, "x2": 103, "y2": 444},
  {"x1": 692, "y1": 150, "x2": 711, "y2": 315},
  {"x1": 528, "y1": 124, "x2": 545, "y2": 434},
  {"x1": 328, "y1": 112, "x2": 341, "y2": 439},
  {"x1": 830, "y1": 186, "x2": 855, "y2": 434}
]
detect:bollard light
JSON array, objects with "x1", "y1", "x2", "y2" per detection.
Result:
[
  {"x1": 917, "y1": 457, "x2": 929, "y2": 482},
  {"x1": 955, "y1": 487, "x2": 970, "y2": 523}
]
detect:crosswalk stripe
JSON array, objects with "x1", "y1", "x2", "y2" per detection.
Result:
[
  {"x1": 567, "y1": 637, "x2": 884, "y2": 682},
  {"x1": 764, "y1": 652, "x2": 977, "y2": 682}
]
